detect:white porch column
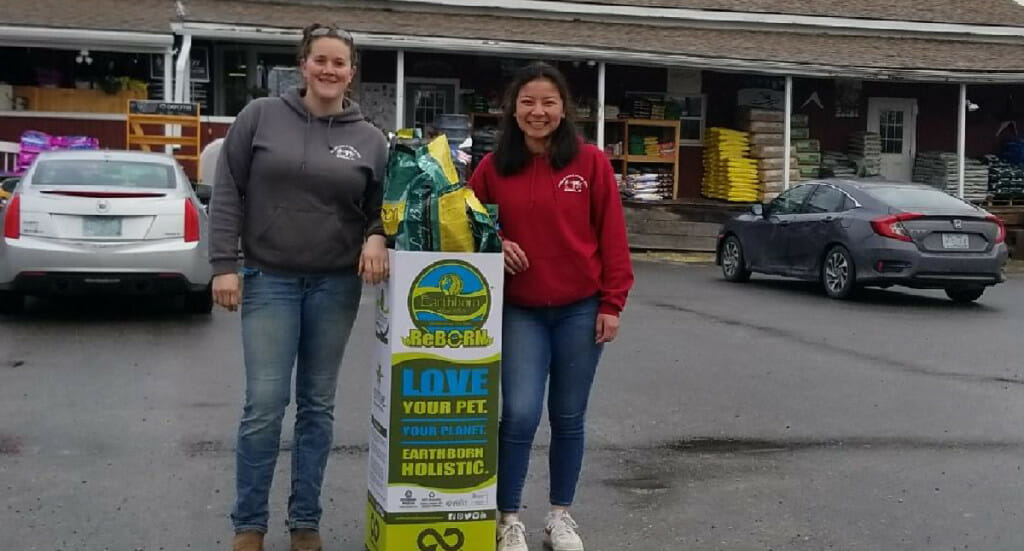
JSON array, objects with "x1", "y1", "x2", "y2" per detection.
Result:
[
  {"x1": 163, "y1": 47, "x2": 175, "y2": 153},
  {"x1": 783, "y1": 75, "x2": 793, "y2": 190},
  {"x1": 162, "y1": 48, "x2": 174, "y2": 101},
  {"x1": 173, "y1": 34, "x2": 192, "y2": 103},
  {"x1": 395, "y1": 50, "x2": 405, "y2": 130},
  {"x1": 597, "y1": 61, "x2": 606, "y2": 150},
  {"x1": 958, "y1": 83, "x2": 967, "y2": 199}
]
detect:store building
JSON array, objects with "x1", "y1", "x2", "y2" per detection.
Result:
[{"x1": 3, "y1": 0, "x2": 1024, "y2": 250}]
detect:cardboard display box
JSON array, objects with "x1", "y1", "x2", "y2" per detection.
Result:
[{"x1": 367, "y1": 250, "x2": 504, "y2": 551}]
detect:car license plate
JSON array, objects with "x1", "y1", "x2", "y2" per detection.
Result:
[
  {"x1": 83, "y1": 217, "x2": 122, "y2": 237},
  {"x1": 941, "y1": 233, "x2": 970, "y2": 249}
]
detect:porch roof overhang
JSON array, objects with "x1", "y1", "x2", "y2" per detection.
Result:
[
  {"x1": 387, "y1": 0, "x2": 1024, "y2": 31},
  {"x1": 175, "y1": 19, "x2": 1024, "y2": 84},
  {"x1": 0, "y1": 24, "x2": 173, "y2": 53}
]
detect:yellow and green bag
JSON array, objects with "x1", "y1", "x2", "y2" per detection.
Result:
[{"x1": 384, "y1": 135, "x2": 501, "y2": 253}]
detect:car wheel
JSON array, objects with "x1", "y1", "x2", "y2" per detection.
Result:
[
  {"x1": 822, "y1": 245, "x2": 856, "y2": 299},
  {"x1": 945, "y1": 286, "x2": 985, "y2": 303},
  {"x1": 185, "y1": 287, "x2": 213, "y2": 314},
  {"x1": 721, "y1": 235, "x2": 751, "y2": 283},
  {"x1": 0, "y1": 291, "x2": 24, "y2": 315}
]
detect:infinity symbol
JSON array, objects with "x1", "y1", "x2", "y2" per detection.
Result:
[{"x1": 417, "y1": 528, "x2": 465, "y2": 551}]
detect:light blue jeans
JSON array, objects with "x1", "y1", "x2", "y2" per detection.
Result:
[
  {"x1": 231, "y1": 268, "x2": 362, "y2": 534},
  {"x1": 497, "y1": 296, "x2": 604, "y2": 512}
]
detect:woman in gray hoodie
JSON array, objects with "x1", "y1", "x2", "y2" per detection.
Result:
[{"x1": 207, "y1": 23, "x2": 388, "y2": 551}]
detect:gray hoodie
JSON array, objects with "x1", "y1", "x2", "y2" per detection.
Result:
[{"x1": 208, "y1": 87, "x2": 387, "y2": 276}]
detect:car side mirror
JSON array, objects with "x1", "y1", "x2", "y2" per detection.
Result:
[{"x1": 750, "y1": 204, "x2": 764, "y2": 217}]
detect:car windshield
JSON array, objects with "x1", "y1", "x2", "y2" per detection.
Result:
[
  {"x1": 32, "y1": 159, "x2": 176, "y2": 189},
  {"x1": 1, "y1": 178, "x2": 17, "y2": 192},
  {"x1": 862, "y1": 186, "x2": 970, "y2": 211}
]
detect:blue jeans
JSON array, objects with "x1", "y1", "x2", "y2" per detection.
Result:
[
  {"x1": 497, "y1": 296, "x2": 604, "y2": 512},
  {"x1": 231, "y1": 268, "x2": 362, "y2": 534}
]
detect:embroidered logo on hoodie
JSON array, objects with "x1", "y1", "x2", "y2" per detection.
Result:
[
  {"x1": 330, "y1": 145, "x2": 362, "y2": 161},
  {"x1": 558, "y1": 174, "x2": 589, "y2": 193}
]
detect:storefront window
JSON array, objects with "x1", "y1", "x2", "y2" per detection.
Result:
[
  {"x1": 219, "y1": 48, "x2": 249, "y2": 117},
  {"x1": 257, "y1": 53, "x2": 296, "y2": 92},
  {"x1": 676, "y1": 95, "x2": 705, "y2": 143},
  {"x1": 214, "y1": 45, "x2": 297, "y2": 116},
  {"x1": 0, "y1": 46, "x2": 155, "y2": 113},
  {"x1": 879, "y1": 109, "x2": 905, "y2": 154}
]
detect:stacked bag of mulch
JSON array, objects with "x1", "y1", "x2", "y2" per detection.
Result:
[
  {"x1": 982, "y1": 155, "x2": 1024, "y2": 199},
  {"x1": 790, "y1": 114, "x2": 821, "y2": 180},
  {"x1": 701, "y1": 127, "x2": 760, "y2": 202},
  {"x1": 985, "y1": 139, "x2": 1024, "y2": 199},
  {"x1": 737, "y1": 109, "x2": 800, "y2": 202},
  {"x1": 629, "y1": 135, "x2": 659, "y2": 157},
  {"x1": 822, "y1": 151, "x2": 858, "y2": 178},
  {"x1": 848, "y1": 132, "x2": 882, "y2": 177},
  {"x1": 912, "y1": 151, "x2": 989, "y2": 202}
]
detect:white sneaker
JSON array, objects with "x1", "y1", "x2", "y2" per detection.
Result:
[
  {"x1": 544, "y1": 510, "x2": 584, "y2": 551},
  {"x1": 497, "y1": 519, "x2": 529, "y2": 551}
]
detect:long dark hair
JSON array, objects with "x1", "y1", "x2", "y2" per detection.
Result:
[{"x1": 493, "y1": 62, "x2": 579, "y2": 177}]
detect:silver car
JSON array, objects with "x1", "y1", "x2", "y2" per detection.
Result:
[{"x1": 0, "y1": 150, "x2": 213, "y2": 314}]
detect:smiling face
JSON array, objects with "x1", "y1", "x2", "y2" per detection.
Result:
[
  {"x1": 514, "y1": 77, "x2": 565, "y2": 148},
  {"x1": 300, "y1": 36, "x2": 354, "y2": 104}
]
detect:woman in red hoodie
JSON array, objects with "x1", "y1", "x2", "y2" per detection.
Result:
[{"x1": 469, "y1": 62, "x2": 634, "y2": 551}]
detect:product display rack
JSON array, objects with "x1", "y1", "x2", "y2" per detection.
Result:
[
  {"x1": 618, "y1": 119, "x2": 681, "y2": 199},
  {"x1": 468, "y1": 114, "x2": 680, "y2": 198}
]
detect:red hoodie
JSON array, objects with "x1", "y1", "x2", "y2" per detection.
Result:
[{"x1": 469, "y1": 143, "x2": 634, "y2": 316}]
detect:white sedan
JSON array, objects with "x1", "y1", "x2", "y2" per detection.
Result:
[{"x1": 0, "y1": 150, "x2": 213, "y2": 314}]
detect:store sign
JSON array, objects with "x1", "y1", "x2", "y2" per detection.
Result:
[{"x1": 128, "y1": 100, "x2": 199, "y2": 117}]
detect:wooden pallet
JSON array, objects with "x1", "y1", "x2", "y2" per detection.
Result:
[{"x1": 975, "y1": 196, "x2": 1024, "y2": 207}]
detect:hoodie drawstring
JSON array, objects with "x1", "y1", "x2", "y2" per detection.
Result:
[
  {"x1": 301, "y1": 112, "x2": 311, "y2": 173},
  {"x1": 328, "y1": 117, "x2": 335, "y2": 155}
]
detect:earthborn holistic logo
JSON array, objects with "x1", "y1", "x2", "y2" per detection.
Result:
[{"x1": 403, "y1": 260, "x2": 492, "y2": 348}]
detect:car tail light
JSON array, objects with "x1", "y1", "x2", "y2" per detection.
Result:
[
  {"x1": 3, "y1": 194, "x2": 20, "y2": 239},
  {"x1": 870, "y1": 212, "x2": 923, "y2": 242},
  {"x1": 184, "y1": 199, "x2": 200, "y2": 243},
  {"x1": 986, "y1": 215, "x2": 1006, "y2": 244}
]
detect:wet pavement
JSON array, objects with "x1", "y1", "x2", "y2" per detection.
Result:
[{"x1": 2, "y1": 262, "x2": 1022, "y2": 550}]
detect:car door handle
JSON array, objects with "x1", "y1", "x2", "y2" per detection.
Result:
[{"x1": 819, "y1": 217, "x2": 834, "y2": 223}]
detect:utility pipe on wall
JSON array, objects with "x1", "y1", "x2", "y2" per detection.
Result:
[
  {"x1": 597, "y1": 61, "x2": 606, "y2": 150},
  {"x1": 957, "y1": 83, "x2": 967, "y2": 199},
  {"x1": 783, "y1": 75, "x2": 793, "y2": 190},
  {"x1": 395, "y1": 50, "x2": 405, "y2": 130}
]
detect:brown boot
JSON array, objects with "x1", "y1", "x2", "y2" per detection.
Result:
[
  {"x1": 231, "y1": 531, "x2": 264, "y2": 551},
  {"x1": 290, "y1": 529, "x2": 323, "y2": 551}
]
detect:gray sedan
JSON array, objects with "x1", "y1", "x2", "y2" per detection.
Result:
[
  {"x1": 716, "y1": 179, "x2": 1008, "y2": 302},
  {"x1": 0, "y1": 150, "x2": 213, "y2": 314}
]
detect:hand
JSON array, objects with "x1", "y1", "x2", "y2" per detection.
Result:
[
  {"x1": 595, "y1": 313, "x2": 620, "y2": 344},
  {"x1": 212, "y1": 273, "x2": 241, "y2": 312},
  {"x1": 502, "y1": 240, "x2": 529, "y2": 275},
  {"x1": 359, "y1": 234, "x2": 389, "y2": 285}
]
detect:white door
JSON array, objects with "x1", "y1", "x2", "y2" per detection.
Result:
[
  {"x1": 404, "y1": 78, "x2": 459, "y2": 131},
  {"x1": 867, "y1": 98, "x2": 917, "y2": 181}
]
